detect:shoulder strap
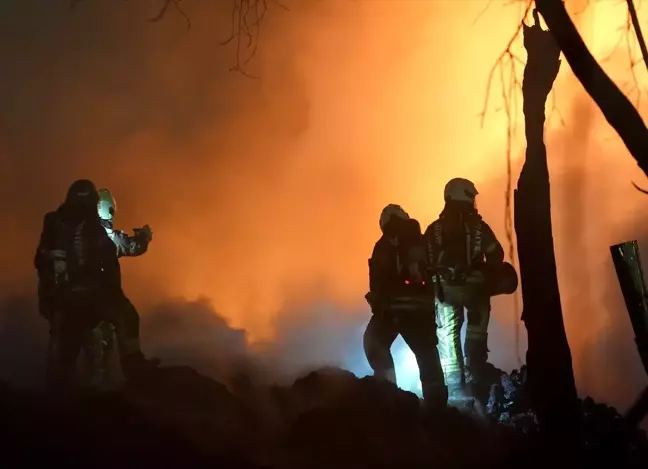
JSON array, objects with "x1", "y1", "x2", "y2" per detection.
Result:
[
  {"x1": 72, "y1": 221, "x2": 88, "y2": 267},
  {"x1": 434, "y1": 221, "x2": 442, "y2": 246},
  {"x1": 464, "y1": 221, "x2": 471, "y2": 266},
  {"x1": 473, "y1": 219, "x2": 483, "y2": 260},
  {"x1": 55, "y1": 215, "x2": 75, "y2": 264}
]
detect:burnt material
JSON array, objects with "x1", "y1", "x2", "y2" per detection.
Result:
[
  {"x1": 610, "y1": 241, "x2": 648, "y2": 375},
  {"x1": 1, "y1": 366, "x2": 647, "y2": 468},
  {"x1": 610, "y1": 241, "x2": 648, "y2": 426}
]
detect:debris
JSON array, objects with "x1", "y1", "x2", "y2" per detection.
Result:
[{"x1": 1, "y1": 364, "x2": 647, "y2": 468}]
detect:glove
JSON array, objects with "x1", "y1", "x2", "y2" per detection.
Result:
[{"x1": 134, "y1": 224, "x2": 153, "y2": 242}]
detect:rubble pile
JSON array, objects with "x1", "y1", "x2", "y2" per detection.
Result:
[
  {"x1": 481, "y1": 365, "x2": 535, "y2": 431},
  {"x1": 0, "y1": 365, "x2": 647, "y2": 468},
  {"x1": 479, "y1": 364, "x2": 648, "y2": 466}
]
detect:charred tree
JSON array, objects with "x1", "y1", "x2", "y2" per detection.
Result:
[
  {"x1": 515, "y1": 13, "x2": 581, "y2": 450},
  {"x1": 532, "y1": 0, "x2": 648, "y2": 427},
  {"x1": 534, "y1": 0, "x2": 648, "y2": 179},
  {"x1": 610, "y1": 241, "x2": 648, "y2": 426}
]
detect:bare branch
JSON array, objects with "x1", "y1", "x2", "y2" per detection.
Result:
[
  {"x1": 149, "y1": 0, "x2": 191, "y2": 31},
  {"x1": 219, "y1": 0, "x2": 289, "y2": 78},
  {"x1": 71, "y1": 1, "x2": 286, "y2": 76},
  {"x1": 479, "y1": 2, "x2": 530, "y2": 127},
  {"x1": 147, "y1": 0, "x2": 289, "y2": 76},
  {"x1": 626, "y1": 0, "x2": 648, "y2": 74},
  {"x1": 621, "y1": 0, "x2": 648, "y2": 110},
  {"x1": 472, "y1": 0, "x2": 494, "y2": 27},
  {"x1": 625, "y1": 10, "x2": 643, "y2": 107},
  {"x1": 632, "y1": 181, "x2": 648, "y2": 194}
]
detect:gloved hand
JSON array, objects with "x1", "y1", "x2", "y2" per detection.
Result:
[{"x1": 134, "y1": 224, "x2": 153, "y2": 242}]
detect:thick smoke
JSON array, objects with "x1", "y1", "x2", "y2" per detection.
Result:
[{"x1": 0, "y1": 0, "x2": 647, "y2": 410}]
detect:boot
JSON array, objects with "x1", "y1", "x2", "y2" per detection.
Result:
[
  {"x1": 120, "y1": 351, "x2": 160, "y2": 380},
  {"x1": 421, "y1": 382, "x2": 448, "y2": 409},
  {"x1": 464, "y1": 335, "x2": 490, "y2": 402}
]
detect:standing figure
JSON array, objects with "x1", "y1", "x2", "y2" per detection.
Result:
[
  {"x1": 363, "y1": 204, "x2": 447, "y2": 407},
  {"x1": 95, "y1": 188, "x2": 159, "y2": 379},
  {"x1": 35, "y1": 179, "x2": 120, "y2": 391},
  {"x1": 424, "y1": 178, "x2": 504, "y2": 406}
]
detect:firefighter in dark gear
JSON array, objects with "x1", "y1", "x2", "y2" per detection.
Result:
[
  {"x1": 363, "y1": 204, "x2": 447, "y2": 407},
  {"x1": 424, "y1": 178, "x2": 504, "y2": 406},
  {"x1": 35, "y1": 179, "x2": 121, "y2": 391},
  {"x1": 96, "y1": 188, "x2": 159, "y2": 378}
]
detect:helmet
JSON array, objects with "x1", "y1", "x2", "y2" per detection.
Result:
[
  {"x1": 444, "y1": 178, "x2": 478, "y2": 204},
  {"x1": 486, "y1": 261, "x2": 519, "y2": 296},
  {"x1": 379, "y1": 204, "x2": 409, "y2": 232},
  {"x1": 97, "y1": 188, "x2": 116, "y2": 223},
  {"x1": 65, "y1": 179, "x2": 99, "y2": 206}
]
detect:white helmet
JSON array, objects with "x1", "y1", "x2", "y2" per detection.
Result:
[
  {"x1": 379, "y1": 204, "x2": 410, "y2": 231},
  {"x1": 97, "y1": 188, "x2": 116, "y2": 223},
  {"x1": 444, "y1": 178, "x2": 478, "y2": 204}
]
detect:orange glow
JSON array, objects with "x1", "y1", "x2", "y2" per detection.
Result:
[{"x1": 1, "y1": 0, "x2": 648, "y2": 408}]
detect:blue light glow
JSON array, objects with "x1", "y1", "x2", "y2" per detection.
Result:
[
  {"x1": 391, "y1": 336, "x2": 423, "y2": 396},
  {"x1": 341, "y1": 327, "x2": 423, "y2": 397}
]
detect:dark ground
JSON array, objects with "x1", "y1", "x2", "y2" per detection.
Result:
[{"x1": 0, "y1": 364, "x2": 646, "y2": 468}]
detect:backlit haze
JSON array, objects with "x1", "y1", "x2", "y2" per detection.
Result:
[{"x1": 1, "y1": 0, "x2": 647, "y2": 410}]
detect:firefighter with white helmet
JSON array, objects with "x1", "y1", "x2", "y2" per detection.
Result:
[
  {"x1": 424, "y1": 178, "x2": 505, "y2": 407},
  {"x1": 96, "y1": 188, "x2": 159, "y2": 379},
  {"x1": 363, "y1": 204, "x2": 447, "y2": 407}
]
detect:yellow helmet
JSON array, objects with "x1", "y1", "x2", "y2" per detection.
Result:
[{"x1": 97, "y1": 188, "x2": 116, "y2": 223}]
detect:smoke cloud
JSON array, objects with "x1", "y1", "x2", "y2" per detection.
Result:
[{"x1": 1, "y1": 0, "x2": 647, "y2": 411}]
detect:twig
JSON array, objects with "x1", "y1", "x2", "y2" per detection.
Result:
[
  {"x1": 626, "y1": 0, "x2": 648, "y2": 75},
  {"x1": 619, "y1": 1, "x2": 648, "y2": 191},
  {"x1": 632, "y1": 181, "x2": 648, "y2": 194},
  {"x1": 597, "y1": 4, "x2": 645, "y2": 107},
  {"x1": 80, "y1": 0, "x2": 288, "y2": 76},
  {"x1": 617, "y1": 6, "x2": 645, "y2": 108},
  {"x1": 472, "y1": 0, "x2": 494, "y2": 27},
  {"x1": 150, "y1": 0, "x2": 191, "y2": 30},
  {"x1": 220, "y1": 0, "x2": 289, "y2": 78}
]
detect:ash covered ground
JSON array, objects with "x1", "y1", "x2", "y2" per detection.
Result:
[{"x1": 1, "y1": 362, "x2": 646, "y2": 469}]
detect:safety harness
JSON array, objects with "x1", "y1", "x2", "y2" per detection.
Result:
[{"x1": 430, "y1": 215, "x2": 483, "y2": 282}]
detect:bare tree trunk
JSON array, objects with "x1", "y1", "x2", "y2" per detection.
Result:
[
  {"x1": 516, "y1": 14, "x2": 581, "y2": 451},
  {"x1": 535, "y1": 0, "x2": 648, "y2": 178}
]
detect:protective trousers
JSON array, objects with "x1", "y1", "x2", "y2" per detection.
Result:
[
  {"x1": 110, "y1": 292, "x2": 141, "y2": 358},
  {"x1": 107, "y1": 291, "x2": 161, "y2": 379},
  {"x1": 82, "y1": 320, "x2": 116, "y2": 389},
  {"x1": 46, "y1": 295, "x2": 111, "y2": 392},
  {"x1": 363, "y1": 299, "x2": 447, "y2": 408},
  {"x1": 435, "y1": 275, "x2": 490, "y2": 399}
]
